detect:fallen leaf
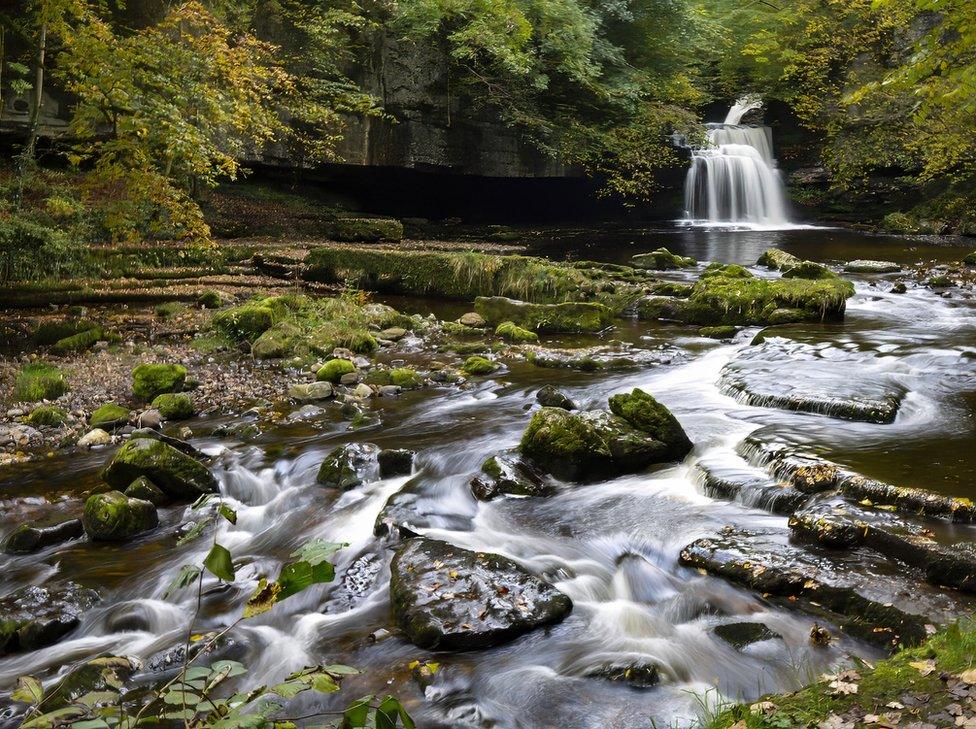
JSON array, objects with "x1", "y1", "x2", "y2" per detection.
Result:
[
  {"x1": 960, "y1": 669, "x2": 976, "y2": 685},
  {"x1": 910, "y1": 659, "x2": 937, "y2": 676}
]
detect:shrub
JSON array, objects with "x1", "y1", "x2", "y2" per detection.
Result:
[{"x1": 0, "y1": 215, "x2": 87, "y2": 283}]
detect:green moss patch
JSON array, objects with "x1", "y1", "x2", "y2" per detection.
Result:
[
  {"x1": 132, "y1": 363, "x2": 186, "y2": 401},
  {"x1": 496, "y1": 321, "x2": 539, "y2": 343},
  {"x1": 26, "y1": 405, "x2": 68, "y2": 426},
  {"x1": 90, "y1": 403, "x2": 130, "y2": 429},
  {"x1": 317, "y1": 358, "x2": 356, "y2": 383},
  {"x1": 151, "y1": 393, "x2": 195, "y2": 420},
  {"x1": 475, "y1": 296, "x2": 613, "y2": 334},
  {"x1": 462, "y1": 356, "x2": 497, "y2": 375},
  {"x1": 13, "y1": 363, "x2": 68, "y2": 402}
]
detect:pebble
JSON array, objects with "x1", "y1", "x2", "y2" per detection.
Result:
[{"x1": 78, "y1": 428, "x2": 111, "y2": 448}]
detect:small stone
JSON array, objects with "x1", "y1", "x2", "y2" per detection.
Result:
[
  {"x1": 381, "y1": 327, "x2": 408, "y2": 341},
  {"x1": 339, "y1": 372, "x2": 360, "y2": 386},
  {"x1": 536, "y1": 385, "x2": 576, "y2": 411},
  {"x1": 378, "y1": 385, "x2": 401, "y2": 398},
  {"x1": 287, "y1": 405, "x2": 327, "y2": 421},
  {"x1": 78, "y1": 429, "x2": 111, "y2": 448},
  {"x1": 458, "y1": 312, "x2": 487, "y2": 328},
  {"x1": 288, "y1": 382, "x2": 334, "y2": 401},
  {"x1": 138, "y1": 410, "x2": 162, "y2": 429},
  {"x1": 352, "y1": 383, "x2": 374, "y2": 399}
]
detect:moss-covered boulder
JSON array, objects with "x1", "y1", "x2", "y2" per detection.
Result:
[
  {"x1": 462, "y1": 356, "x2": 497, "y2": 375},
  {"x1": 210, "y1": 304, "x2": 276, "y2": 341},
  {"x1": 329, "y1": 217, "x2": 404, "y2": 243},
  {"x1": 4, "y1": 519, "x2": 83, "y2": 554},
  {"x1": 52, "y1": 326, "x2": 106, "y2": 355},
  {"x1": 102, "y1": 438, "x2": 217, "y2": 499},
  {"x1": 389, "y1": 537, "x2": 572, "y2": 650},
  {"x1": 33, "y1": 319, "x2": 97, "y2": 346},
  {"x1": 14, "y1": 363, "x2": 68, "y2": 402},
  {"x1": 316, "y1": 443, "x2": 380, "y2": 489},
  {"x1": 316, "y1": 358, "x2": 356, "y2": 383},
  {"x1": 151, "y1": 393, "x2": 195, "y2": 420},
  {"x1": 26, "y1": 405, "x2": 68, "y2": 427},
  {"x1": 631, "y1": 247, "x2": 696, "y2": 270},
  {"x1": 964, "y1": 251, "x2": 976, "y2": 266},
  {"x1": 251, "y1": 321, "x2": 300, "y2": 359},
  {"x1": 308, "y1": 324, "x2": 377, "y2": 355},
  {"x1": 495, "y1": 321, "x2": 539, "y2": 343},
  {"x1": 132, "y1": 363, "x2": 186, "y2": 401},
  {"x1": 90, "y1": 403, "x2": 130, "y2": 430},
  {"x1": 474, "y1": 296, "x2": 613, "y2": 334},
  {"x1": 123, "y1": 476, "x2": 167, "y2": 506},
  {"x1": 756, "y1": 248, "x2": 801, "y2": 271},
  {"x1": 0, "y1": 582, "x2": 98, "y2": 655},
  {"x1": 782, "y1": 261, "x2": 839, "y2": 280},
  {"x1": 699, "y1": 325, "x2": 737, "y2": 340},
  {"x1": 608, "y1": 388, "x2": 693, "y2": 460},
  {"x1": 389, "y1": 367, "x2": 424, "y2": 389},
  {"x1": 82, "y1": 491, "x2": 158, "y2": 542}
]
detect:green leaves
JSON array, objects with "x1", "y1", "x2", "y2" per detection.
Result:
[
  {"x1": 204, "y1": 543, "x2": 235, "y2": 581},
  {"x1": 164, "y1": 564, "x2": 201, "y2": 597},
  {"x1": 12, "y1": 676, "x2": 43, "y2": 705},
  {"x1": 277, "y1": 559, "x2": 335, "y2": 601},
  {"x1": 243, "y1": 578, "x2": 281, "y2": 618}
]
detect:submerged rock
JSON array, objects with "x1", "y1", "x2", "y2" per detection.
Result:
[
  {"x1": 389, "y1": 537, "x2": 572, "y2": 650},
  {"x1": 470, "y1": 453, "x2": 555, "y2": 500},
  {"x1": 0, "y1": 582, "x2": 99, "y2": 654},
  {"x1": 378, "y1": 449, "x2": 415, "y2": 478},
  {"x1": 4, "y1": 519, "x2": 84, "y2": 554},
  {"x1": 586, "y1": 661, "x2": 660, "y2": 688},
  {"x1": 631, "y1": 247, "x2": 696, "y2": 270},
  {"x1": 692, "y1": 461, "x2": 807, "y2": 515},
  {"x1": 83, "y1": 491, "x2": 158, "y2": 541},
  {"x1": 317, "y1": 443, "x2": 380, "y2": 489},
  {"x1": 714, "y1": 622, "x2": 782, "y2": 649},
  {"x1": 844, "y1": 260, "x2": 901, "y2": 274},
  {"x1": 102, "y1": 438, "x2": 217, "y2": 499},
  {"x1": 536, "y1": 385, "x2": 576, "y2": 410},
  {"x1": 756, "y1": 248, "x2": 801, "y2": 271},
  {"x1": 474, "y1": 296, "x2": 613, "y2": 334}
]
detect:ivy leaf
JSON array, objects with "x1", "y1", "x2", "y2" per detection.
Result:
[
  {"x1": 12, "y1": 676, "x2": 43, "y2": 705},
  {"x1": 204, "y1": 543, "x2": 235, "y2": 582},
  {"x1": 164, "y1": 564, "x2": 201, "y2": 598},
  {"x1": 276, "y1": 559, "x2": 334, "y2": 600},
  {"x1": 323, "y1": 664, "x2": 360, "y2": 676},
  {"x1": 219, "y1": 504, "x2": 237, "y2": 525},
  {"x1": 292, "y1": 538, "x2": 345, "y2": 566},
  {"x1": 243, "y1": 578, "x2": 281, "y2": 618},
  {"x1": 341, "y1": 695, "x2": 374, "y2": 728}
]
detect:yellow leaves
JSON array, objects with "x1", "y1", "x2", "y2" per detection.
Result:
[{"x1": 909, "y1": 659, "x2": 937, "y2": 676}]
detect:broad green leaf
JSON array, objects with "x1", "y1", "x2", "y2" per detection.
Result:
[
  {"x1": 309, "y1": 673, "x2": 340, "y2": 694},
  {"x1": 162, "y1": 688, "x2": 202, "y2": 705},
  {"x1": 185, "y1": 666, "x2": 212, "y2": 681},
  {"x1": 341, "y1": 695, "x2": 373, "y2": 728},
  {"x1": 161, "y1": 708, "x2": 198, "y2": 721},
  {"x1": 376, "y1": 696, "x2": 401, "y2": 729},
  {"x1": 176, "y1": 519, "x2": 210, "y2": 546},
  {"x1": 164, "y1": 564, "x2": 201, "y2": 598},
  {"x1": 269, "y1": 679, "x2": 307, "y2": 699},
  {"x1": 76, "y1": 690, "x2": 120, "y2": 707},
  {"x1": 219, "y1": 504, "x2": 238, "y2": 525},
  {"x1": 204, "y1": 543, "x2": 235, "y2": 582},
  {"x1": 322, "y1": 664, "x2": 360, "y2": 676},
  {"x1": 277, "y1": 559, "x2": 334, "y2": 600},
  {"x1": 210, "y1": 660, "x2": 247, "y2": 679},
  {"x1": 291, "y1": 538, "x2": 345, "y2": 566},
  {"x1": 12, "y1": 675, "x2": 43, "y2": 704},
  {"x1": 71, "y1": 720, "x2": 111, "y2": 729},
  {"x1": 22, "y1": 707, "x2": 87, "y2": 729},
  {"x1": 243, "y1": 578, "x2": 280, "y2": 619}
]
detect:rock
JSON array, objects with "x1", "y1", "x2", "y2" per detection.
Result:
[
  {"x1": 288, "y1": 381, "x2": 334, "y2": 401},
  {"x1": 714, "y1": 622, "x2": 781, "y2": 649},
  {"x1": 316, "y1": 443, "x2": 380, "y2": 489},
  {"x1": 844, "y1": 260, "x2": 901, "y2": 274},
  {"x1": 891, "y1": 282, "x2": 908, "y2": 294},
  {"x1": 458, "y1": 312, "x2": 487, "y2": 328},
  {"x1": 124, "y1": 476, "x2": 168, "y2": 506},
  {"x1": 928, "y1": 275, "x2": 953, "y2": 288},
  {"x1": 495, "y1": 321, "x2": 539, "y2": 343},
  {"x1": 137, "y1": 409, "x2": 162, "y2": 429},
  {"x1": 699, "y1": 325, "x2": 737, "y2": 340},
  {"x1": 351, "y1": 383, "x2": 374, "y2": 399},
  {"x1": 389, "y1": 367, "x2": 423, "y2": 389},
  {"x1": 251, "y1": 321, "x2": 300, "y2": 359},
  {"x1": 756, "y1": 248, "x2": 800, "y2": 271},
  {"x1": 82, "y1": 491, "x2": 159, "y2": 541},
  {"x1": 210, "y1": 304, "x2": 276, "y2": 341},
  {"x1": 210, "y1": 421, "x2": 261, "y2": 440},
  {"x1": 837, "y1": 471, "x2": 976, "y2": 523},
  {"x1": 129, "y1": 428, "x2": 204, "y2": 457},
  {"x1": 536, "y1": 385, "x2": 575, "y2": 410},
  {"x1": 4, "y1": 519, "x2": 84, "y2": 554},
  {"x1": 608, "y1": 388, "x2": 693, "y2": 460},
  {"x1": 693, "y1": 461, "x2": 807, "y2": 516},
  {"x1": 316, "y1": 359, "x2": 356, "y2": 383},
  {"x1": 470, "y1": 453, "x2": 554, "y2": 500},
  {"x1": 631, "y1": 247, "x2": 696, "y2": 270},
  {"x1": 197, "y1": 290, "x2": 229, "y2": 309},
  {"x1": 378, "y1": 449, "x2": 415, "y2": 478},
  {"x1": 339, "y1": 371, "x2": 361, "y2": 386},
  {"x1": 474, "y1": 296, "x2": 613, "y2": 334},
  {"x1": 519, "y1": 404, "x2": 690, "y2": 483},
  {"x1": 0, "y1": 582, "x2": 98, "y2": 654},
  {"x1": 287, "y1": 404, "x2": 327, "y2": 421},
  {"x1": 349, "y1": 411, "x2": 381, "y2": 430},
  {"x1": 90, "y1": 403, "x2": 130, "y2": 430},
  {"x1": 964, "y1": 251, "x2": 976, "y2": 266},
  {"x1": 586, "y1": 662, "x2": 660, "y2": 688},
  {"x1": 782, "y1": 261, "x2": 839, "y2": 280},
  {"x1": 102, "y1": 438, "x2": 217, "y2": 499},
  {"x1": 329, "y1": 217, "x2": 403, "y2": 242},
  {"x1": 378, "y1": 385, "x2": 401, "y2": 398},
  {"x1": 25, "y1": 405, "x2": 68, "y2": 427},
  {"x1": 151, "y1": 393, "x2": 195, "y2": 421},
  {"x1": 77, "y1": 428, "x2": 111, "y2": 448},
  {"x1": 131, "y1": 363, "x2": 187, "y2": 401},
  {"x1": 381, "y1": 327, "x2": 408, "y2": 340},
  {"x1": 462, "y1": 356, "x2": 497, "y2": 375},
  {"x1": 389, "y1": 537, "x2": 572, "y2": 650}
]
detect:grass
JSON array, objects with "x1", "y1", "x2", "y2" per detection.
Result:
[{"x1": 13, "y1": 363, "x2": 69, "y2": 402}]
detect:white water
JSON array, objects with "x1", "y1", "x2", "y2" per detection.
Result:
[{"x1": 682, "y1": 97, "x2": 792, "y2": 229}]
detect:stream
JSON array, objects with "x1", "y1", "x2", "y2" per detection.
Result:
[{"x1": 1, "y1": 227, "x2": 975, "y2": 728}]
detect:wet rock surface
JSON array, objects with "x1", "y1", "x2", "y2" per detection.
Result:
[
  {"x1": 389, "y1": 537, "x2": 573, "y2": 650},
  {"x1": 470, "y1": 453, "x2": 555, "y2": 500},
  {"x1": 0, "y1": 582, "x2": 99, "y2": 654},
  {"x1": 4, "y1": 519, "x2": 84, "y2": 554},
  {"x1": 102, "y1": 437, "x2": 217, "y2": 499},
  {"x1": 317, "y1": 442, "x2": 381, "y2": 489}
]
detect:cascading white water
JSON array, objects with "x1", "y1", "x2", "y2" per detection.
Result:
[{"x1": 683, "y1": 97, "x2": 790, "y2": 227}]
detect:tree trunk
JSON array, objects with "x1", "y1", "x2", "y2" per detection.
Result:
[
  {"x1": 23, "y1": 21, "x2": 47, "y2": 163},
  {"x1": 0, "y1": 26, "x2": 6, "y2": 127}
]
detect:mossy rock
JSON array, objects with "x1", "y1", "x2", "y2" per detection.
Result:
[
  {"x1": 102, "y1": 438, "x2": 217, "y2": 499},
  {"x1": 963, "y1": 251, "x2": 976, "y2": 266},
  {"x1": 474, "y1": 296, "x2": 613, "y2": 334},
  {"x1": 363, "y1": 369, "x2": 393, "y2": 386},
  {"x1": 251, "y1": 321, "x2": 301, "y2": 359},
  {"x1": 631, "y1": 247, "x2": 696, "y2": 270},
  {"x1": 699, "y1": 325, "x2": 737, "y2": 340},
  {"x1": 495, "y1": 321, "x2": 539, "y2": 343},
  {"x1": 3, "y1": 519, "x2": 83, "y2": 555},
  {"x1": 308, "y1": 324, "x2": 378, "y2": 355},
  {"x1": 607, "y1": 388, "x2": 692, "y2": 460},
  {"x1": 33, "y1": 319, "x2": 97, "y2": 346},
  {"x1": 124, "y1": 476, "x2": 167, "y2": 506},
  {"x1": 210, "y1": 304, "x2": 276, "y2": 342},
  {"x1": 782, "y1": 261, "x2": 839, "y2": 280},
  {"x1": 26, "y1": 405, "x2": 68, "y2": 426},
  {"x1": 317, "y1": 358, "x2": 356, "y2": 383},
  {"x1": 928, "y1": 275, "x2": 953, "y2": 288},
  {"x1": 90, "y1": 403, "x2": 130, "y2": 430},
  {"x1": 462, "y1": 356, "x2": 497, "y2": 375},
  {"x1": 154, "y1": 302, "x2": 184, "y2": 319},
  {"x1": 756, "y1": 248, "x2": 801, "y2": 271},
  {"x1": 82, "y1": 491, "x2": 158, "y2": 542},
  {"x1": 151, "y1": 393, "x2": 196, "y2": 420},
  {"x1": 329, "y1": 217, "x2": 404, "y2": 243},
  {"x1": 13, "y1": 363, "x2": 68, "y2": 402},
  {"x1": 132, "y1": 363, "x2": 186, "y2": 401},
  {"x1": 52, "y1": 327, "x2": 115, "y2": 355},
  {"x1": 197, "y1": 290, "x2": 227, "y2": 309},
  {"x1": 389, "y1": 367, "x2": 424, "y2": 389},
  {"x1": 317, "y1": 443, "x2": 380, "y2": 489}
]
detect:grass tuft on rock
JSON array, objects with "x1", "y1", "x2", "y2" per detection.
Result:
[
  {"x1": 14, "y1": 363, "x2": 68, "y2": 402},
  {"x1": 26, "y1": 405, "x2": 68, "y2": 426}
]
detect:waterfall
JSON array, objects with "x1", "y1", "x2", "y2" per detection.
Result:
[{"x1": 682, "y1": 97, "x2": 791, "y2": 228}]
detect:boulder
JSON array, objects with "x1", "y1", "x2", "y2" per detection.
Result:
[
  {"x1": 756, "y1": 248, "x2": 800, "y2": 271},
  {"x1": 496, "y1": 321, "x2": 539, "y2": 343},
  {"x1": 0, "y1": 582, "x2": 98, "y2": 654},
  {"x1": 4, "y1": 519, "x2": 84, "y2": 554},
  {"x1": 102, "y1": 438, "x2": 217, "y2": 499},
  {"x1": 316, "y1": 359, "x2": 356, "y2": 383},
  {"x1": 470, "y1": 454, "x2": 554, "y2": 500},
  {"x1": 131, "y1": 363, "x2": 186, "y2": 401},
  {"x1": 77, "y1": 428, "x2": 111, "y2": 448},
  {"x1": 474, "y1": 296, "x2": 613, "y2": 334},
  {"x1": 288, "y1": 381, "x2": 334, "y2": 401},
  {"x1": 389, "y1": 368, "x2": 424, "y2": 389},
  {"x1": 631, "y1": 247, "x2": 696, "y2": 270},
  {"x1": 90, "y1": 403, "x2": 130, "y2": 430},
  {"x1": 82, "y1": 491, "x2": 159, "y2": 541},
  {"x1": 151, "y1": 393, "x2": 196, "y2": 421},
  {"x1": 210, "y1": 304, "x2": 276, "y2": 341},
  {"x1": 714, "y1": 622, "x2": 782, "y2": 649},
  {"x1": 378, "y1": 449, "x2": 415, "y2": 478},
  {"x1": 251, "y1": 321, "x2": 300, "y2": 359},
  {"x1": 536, "y1": 385, "x2": 576, "y2": 410},
  {"x1": 462, "y1": 356, "x2": 497, "y2": 375},
  {"x1": 608, "y1": 388, "x2": 693, "y2": 460},
  {"x1": 380, "y1": 327, "x2": 408, "y2": 341},
  {"x1": 317, "y1": 443, "x2": 380, "y2": 489},
  {"x1": 844, "y1": 260, "x2": 901, "y2": 274},
  {"x1": 389, "y1": 537, "x2": 572, "y2": 650},
  {"x1": 124, "y1": 476, "x2": 168, "y2": 506},
  {"x1": 138, "y1": 409, "x2": 163, "y2": 429}
]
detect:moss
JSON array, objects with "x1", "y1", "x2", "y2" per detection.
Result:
[
  {"x1": 782, "y1": 260, "x2": 839, "y2": 280},
  {"x1": 441, "y1": 321, "x2": 485, "y2": 338},
  {"x1": 701, "y1": 263, "x2": 752, "y2": 280},
  {"x1": 495, "y1": 321, "x2": 539, "y2": 343},
  {"x1": 210, "y1": 304, "x2": 276, "y2": 341},
  {"x1": 520, "y1": 408, "x2": 607, "y2": 467},
  {"x1": 756, "y1": 248, "x2": 801, "y2": 271},
  {"x1": 631, "y1": 247, "x2": 696, "y2": 270},
  {"x1": 123, "y1": 476, "x2": 167, "y2": 506},
  {"x1": 389, "y1": 367, "x2": 424, "y2": 389},
  {"x1": 699, "y1": 325, "x2": 737, "y2": 339},
  {"x1": 363, "y1": 369, "x2": 393, "y2": 386},
  {"x1": 317, "y1": 358, "x2": 356, "y2": 383},
  {"x1": 928, "y1": 274, "x2": 953, "y2": 287},
  {"x1": 151, "y1": 393, "x2": 195, "y2": 420},
  {"x1": 190, "y1": 333, "x2": 233, "y2": 354},
  {"x1": 308, "y1": 322, "x2": 377, "y2": 355},
  {"x1": 82, "y1": 491, "x2": 158, "y2": 542},
  {"x1": 13, "y1": 363, "x2": 68, "y2": 402},
  {"x1": 52, "y1": 326, "x2": 108, "y2": 355},
  {"x1": 251, "y1": 321, "x2": 300, "y2": 359},
  {"x1": 607, "y1": 388, "x2": 691, "y2": 457},
  {"x1": 647, "y1": 280, "x2": 694, "y2": 297},
  {"x1": 444, "y1": 341, "x2": 490, "y2": 355},
  {"x1": 154, "y1": 302, "x2": 185, "y2": 319},
  {"x1": 462, "y1": 356, "x2": 497, "y2": 375},
  {"x1": 329, "y1": 217, "x2": 404, "y2": 242},
  {"x1": 131, "y1": 363, "x2": 187, "y2": 401},
  {"x1": 33, "y1": 319, "x2": 97, "y2": 346},
  {"x1": 475, "y1": 296, "x2": 613, "y2": 334},
  {"x1": 26, "y1": 405, "x2": 68, "y2": 426},
  {"x1": 90, "y1": 403, "x2": 129, "y2": 429},
  {"x1": 197, "y1": 290, "x2": 225, "y2": 309},
  {"x1": 964, "y1": 251, "x2": 976, "y2": 266},
  {"x1": 102, "y1": 437, "x2": 217, "y2": 498}
]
